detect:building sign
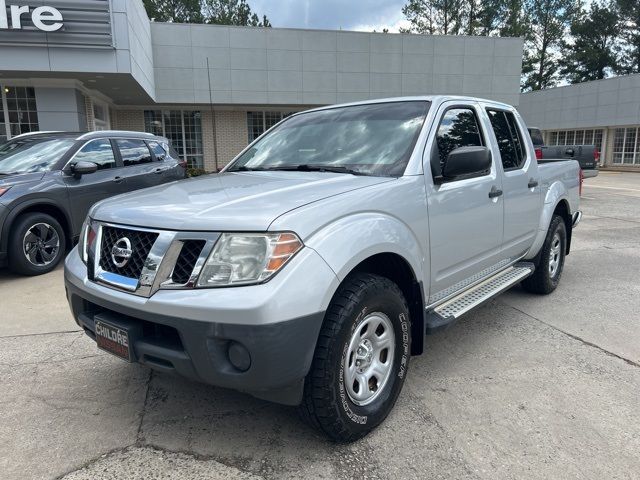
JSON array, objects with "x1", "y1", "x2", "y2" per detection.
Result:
[
  {"x1": 0, "y1": 2, "x2": 63, "y2": 32},
  {"x1": 0, "y1": 0, "x2": 112, "y2": 47}
]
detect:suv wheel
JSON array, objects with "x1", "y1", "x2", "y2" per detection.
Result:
[
  {"x1": 299, "y1": 273, "x2": 411, "y2": 442},
  {"x1": 522, "y1": 214, "x2": 567, "y2": 294},
  {"x1": 8, "y1": 213, "x2": 66, "y2": 276}
]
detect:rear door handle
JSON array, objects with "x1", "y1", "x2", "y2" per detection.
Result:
[
  {"x1": 528, "y1": 179, "x2": 539, "y2": 188},
  {"x1": 113, "y1": 176, "x2": 124, "y2": 184},
  {"x1": 154, "y1": 168, "x2": 163, "y2": 174},
  {"x1": 488, "y1": 186, "x2": 503, "y2": 199}
]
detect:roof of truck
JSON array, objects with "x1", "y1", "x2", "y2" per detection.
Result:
[{"x1": 300, "y1": 95, "x2": 516, "y2": 116}]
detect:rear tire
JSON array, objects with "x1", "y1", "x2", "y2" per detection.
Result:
[
  {"x1": 522, "y1": 215, "x2": 566, "y2": 294},
  {"x1": 299, "y1": 273, "x2": 411, "y2": 442},
  {"x1": 8, "y1": 213, "x2": 66, "y2": 276}
]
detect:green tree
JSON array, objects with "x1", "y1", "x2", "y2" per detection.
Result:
[
  {"x1": 477, "y1": 0, "x2": 506, "y2": 36},
  {"x1": 499, "y1": 0, "x2": 530, "y2": 38},
  {"x1": 143, "y1": 0, "x2": 203, "y2": 23},
  {"x1": 401, "y1": 0, "x2": 465, "y2": 35},
  {"x1": 202, "y1": 0, "x2": 271, "y2": 27},
  {"x1": 616, "y1": 0, "x2": 640, "y2": 73},
  {"x1": 521, "y1": 0, "x2": 576, "y2": 91},
  {"x1": 559, "y1": 1, "x2": 620, "y2": 83}
]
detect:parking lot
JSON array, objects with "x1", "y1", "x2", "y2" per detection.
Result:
[{"x1": 1, "y1": 171, "x2": 639, "y2": 480}]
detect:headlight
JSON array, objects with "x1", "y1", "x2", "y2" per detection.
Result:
[
  {"x1": 197, "y1": 232, "x2": 303, "y2": 287},
  {"x1": 0, "y1": 186, "x2": 11, "y2": 197},
  {"x1": 78, "y1": 218, "x2": 97, "y2": 265}
]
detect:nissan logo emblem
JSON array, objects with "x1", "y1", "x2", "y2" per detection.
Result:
[{"x1": 111, "y1": 237, "x2": 133, "y2": 268}]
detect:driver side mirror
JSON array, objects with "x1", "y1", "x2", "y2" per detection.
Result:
[
  {"x1": 70, "y1": 161, "x2": 98, "y2": 178},
  {"x1": 442, "y1": 146, "x2": 491, "y2": 180}
]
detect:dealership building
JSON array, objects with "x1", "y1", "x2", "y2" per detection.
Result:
[
  {"x1": 518, "y1": 74, "x2": 640, "y2": 169},
  {"x1": 0, "y1": 0, "x2": 525, "y2": 170}
]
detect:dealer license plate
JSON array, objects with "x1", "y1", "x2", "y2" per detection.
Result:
[{"x1": 95, "y1": 320, "x2": 133, "y2": 362}]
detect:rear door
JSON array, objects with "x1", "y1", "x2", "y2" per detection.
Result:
[
  {"x1": 63, "y1": 138, "x2": 125, "y2": 230},
  {"x1": 426, "y1": 102, "x2": 504, "y2": 303},
  {"x1": 485, "y1": 107, "x2": 541, "y2": 259},
  {"x1": 113, "y1": 138, "x2": 159, "y2": 191},
  {"x1": 147, "y1": 140, "x2": 183, "y2": 181}
]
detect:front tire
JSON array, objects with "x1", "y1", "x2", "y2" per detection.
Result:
[
  {"x1": 522, "y1": 214, "x2": 567, "y2": 294},
  {"x1": 8, "y1": 213, "x2": 66, "y2": 276},
  {"x1": 299, "y1": 273, "x2": 411, "y2": 442}
]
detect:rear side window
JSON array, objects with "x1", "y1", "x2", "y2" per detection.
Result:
[
  {"x1": 147, "y1": 141, "x2": 167, "y2": 160},
  {"x1": 115, "y1": 139, "x2": 153, "y2": 166},
  {"x1": 434, "y1": 107, "x2": 485, "y2": 174},
  {"x1": 74, "y1": 139, "x2": 116, "y2": 170},
  {"x1": 487, "y1": 109, "x2": 526, "y2": 170}
]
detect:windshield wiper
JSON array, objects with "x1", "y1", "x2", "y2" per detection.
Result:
[
  {"x1": 227, "y1": 166, "x2": 270, "y2": 172},
  {"x1": 265, "y1": 164, "x2": 369, "y2": 176}
]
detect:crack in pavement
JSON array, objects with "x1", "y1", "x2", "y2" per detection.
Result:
[
  {"x1": 0, "y1": 329, "x2": 82, "y2": 339},
  {"x1": 136, "y1": 370, "x2": 154, "y2": 445},
  {"x1": 501, "y1": 302, "x2": 640, "y2": 368}
]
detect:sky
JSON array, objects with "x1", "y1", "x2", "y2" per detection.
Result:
[{"x1": 249, "y1": 0, "x2": 411, "y2": 32}]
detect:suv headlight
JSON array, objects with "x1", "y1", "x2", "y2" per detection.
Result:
[{"x1": 197, "y1": 232, "x2": 303, "y2": 287}]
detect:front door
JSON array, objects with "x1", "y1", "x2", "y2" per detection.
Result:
[
  {"x1": 484, "y1": 107, "x2": 541, "y2": 260},
  {"x1": 63, "y1": 138, "x2": 126, "y2": 232},
  {"x1": 425, "y1": 102, "x2": 505, "y2": 304}
]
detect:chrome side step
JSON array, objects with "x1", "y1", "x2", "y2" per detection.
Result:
[{"x1": 425, "y1": 263, "x2": 534, "y2": 334}]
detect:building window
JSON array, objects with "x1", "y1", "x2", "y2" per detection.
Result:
[
  {"x1": 0, "y1": 86, "x2": 39, "y2": 142},
  {"x1": 144, "y1": 110, "x2": 203, "y2": 168},
  {"x1": 545, "y1": 128, "x2": 604, "y2": 154},
  {"x1": 93, "y1": 101, "x2": 110, "y2": 131},
  {"x1": 612, "y1": 127, "x2": 640, "y2": 165},
  {"x1": 247, "y1": 111, "x2": 294, "y2": 143}
]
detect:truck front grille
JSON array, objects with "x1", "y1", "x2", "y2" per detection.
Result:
[
  {"x1": 171, "y1": 240, "x2": 206, "y2": 284},
  {"x1": 99, "y1": 226, "x2": 158, "y2": 279}
]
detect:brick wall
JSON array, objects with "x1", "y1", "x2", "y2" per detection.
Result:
[
  {"x1": 213, "y1": 110, "x2": 248, "y2": 170},
  {"x1": 112, "y1": 110, "x2": 144, "y2": 131}
]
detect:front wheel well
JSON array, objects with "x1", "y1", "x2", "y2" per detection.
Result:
[
  {"x1": 349, "y1": 253, "x2": 425, "y2": 356},
  {"x1": 7, "y1": 204, "x2": 72, "y2": 251}
]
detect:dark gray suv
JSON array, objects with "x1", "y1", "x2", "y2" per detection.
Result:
[{"x1": 0, "y1": 131, "x2": 186, "y2": 275}]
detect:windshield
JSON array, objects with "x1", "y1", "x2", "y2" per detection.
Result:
[
  {"x1": 228, "y1": 101, "x2": 430, "y2": 176},
  {"x1": 0, "y1": 138, "x2": 75, "y2": 175}
]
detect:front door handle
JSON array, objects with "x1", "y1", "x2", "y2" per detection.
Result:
[
  {"x1": 113, "y1": 176, "x2": 124, "y2": 184},
  {"x1": 154, "y1": 168, "x2": 164, "y2": 174},
  {"x1": 528, "y1": 179, "x2": 539, "y2": 188},
  {"x1": 488, "y1": 186, "x2": 503, "y2": 199}
]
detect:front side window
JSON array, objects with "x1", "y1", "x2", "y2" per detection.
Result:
[
  {"x1": 74, "y1": 139, "x2": 116, "y2": 170},
  {"x1": 487, "y1": 109, "x2": 526, "y2": 170},
  {"x1": 434, "y1": 107, "x2": 484, "y2": 174},
  {"x1": 230, "y1": 101, "x2": 430, "y2": 177},
  {"x1": 0, "y1": 138, "x2": 75, "y2": 174},
  {"x1": 115, "y1": 139, "x2": 153, "y2": 166}
]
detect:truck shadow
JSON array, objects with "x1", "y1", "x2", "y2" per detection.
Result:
[{"x1": 132, "y1": 299, "x2": 512, "y2": 475}]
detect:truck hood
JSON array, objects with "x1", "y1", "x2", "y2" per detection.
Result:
[{"x1": 91, "y1": 171, "x2": 393, "y2": 232}]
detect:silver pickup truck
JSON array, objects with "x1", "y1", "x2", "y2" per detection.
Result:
[{"x1": 64, "y1": 96, "x2": 581, "y2": 442}]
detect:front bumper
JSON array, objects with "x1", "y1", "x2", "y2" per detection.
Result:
[{"x1": 64, "y1": 246, "x2": 339, "y2": 405}]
